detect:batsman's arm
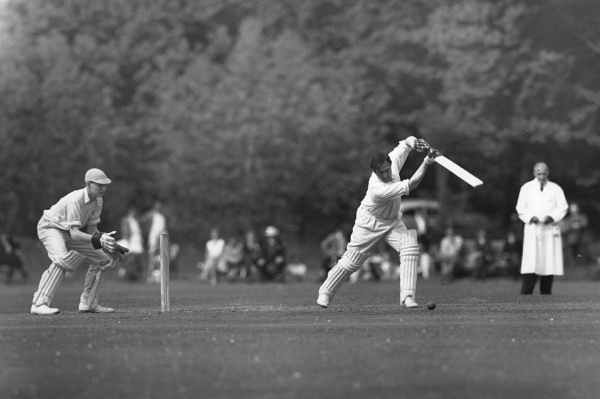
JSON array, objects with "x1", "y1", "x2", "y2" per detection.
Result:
[
  {"x1": 407, "y1": 153, "x2": 436, "y2": 191},
  {"x1": 404, "y1": 136, "x2": 430, "y2": 152},
  {"x1": 390, "y1": 137, "x2": 431, "y2": 177}
]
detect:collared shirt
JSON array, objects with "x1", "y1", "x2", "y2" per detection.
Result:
[
  {"x1": 360, "y1": 140, "x2": 412, "y2": 219},
  {"x1": 516, "y1": 179, "x2": 568, "y2": 224},
  {"x1": 40, "y1": 187, "x2": 103, "y2": 231}
]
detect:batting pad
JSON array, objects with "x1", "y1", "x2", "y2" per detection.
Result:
[
  {"x1": 32, "y1": 263, "x2": 66, "y2": 307},
  {"x1": 397, "y1": 229, "x2": 418, "y2": 248},
  {"x1": 341, "y1": 249, "x2": 370, "y2": 272},
  {"x1": 319, "y1": 249, "x2": 370, "y2": 298},
  {"x1": 400, "y1": 239, "x2": 420, "y2": 303},
  {"x1": 55, "y1": 250, "x2": 88, "y2": 272}
]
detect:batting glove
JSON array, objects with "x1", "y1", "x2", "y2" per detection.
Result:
[
  {"x1": 428, "y1": 147, "x2": 441, "y2": 158},
  {"x1": 424, "y1": 147, "x2": 441, "y2": 164},
  {"x1": 414, "y1": 138, "x2": 431, "y2": 152}
]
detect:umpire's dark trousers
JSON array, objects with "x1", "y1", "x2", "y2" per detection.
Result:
[{"x1": 520, "y1": 274, "x2": 554, "y2": 295}]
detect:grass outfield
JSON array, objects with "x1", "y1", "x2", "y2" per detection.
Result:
[{"x1": 1, "y1": 274, "x2": 600, "y2": 399}]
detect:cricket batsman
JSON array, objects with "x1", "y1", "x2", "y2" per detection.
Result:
[
  {"x1": 30, "y1": 168, "x2": 127, "y2": 315},
  {"x1": 317, "y1": 136, "x2": 437, "y2": 309}
]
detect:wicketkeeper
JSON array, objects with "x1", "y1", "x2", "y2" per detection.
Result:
[
  {"x1": 31, "y1": 168, "x2": 128, "y2": 315},
  {"x1": 317, "y1": 136, "x2": 437, "y2": 309}
]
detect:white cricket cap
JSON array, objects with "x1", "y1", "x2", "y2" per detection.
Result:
[{"x1": 85, "y1": 168, "x2": 112, "y2": 184}]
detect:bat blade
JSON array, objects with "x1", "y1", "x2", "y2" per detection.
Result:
[{"x1": 435, "y1": 155, "x2": 483, "y2": 187}]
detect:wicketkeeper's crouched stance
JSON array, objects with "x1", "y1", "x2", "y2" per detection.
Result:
[
  {"x1": 31, "y1": 168, "x2": 127, "y2": 315},
  {"x1": 317, "y1": 136, "x2": 437, "y2": 309}
]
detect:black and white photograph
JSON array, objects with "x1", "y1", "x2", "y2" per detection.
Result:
[{"x1": 1, "y1": 1, "x2": 600, "y2": 398}]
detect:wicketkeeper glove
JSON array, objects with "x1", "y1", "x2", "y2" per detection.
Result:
[
  {"x1": 91, "y1": 231, "x2": 117, "y2": 253},
  {"x1": 110, "y1": 242, "x2": 129, "y2": 262},
  {"x1": 115, "y1": 242, "x2": 130, "y2": 255}
]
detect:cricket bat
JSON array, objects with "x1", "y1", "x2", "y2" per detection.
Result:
[{"x1": 435, "y1": 155, "x2": 483, "y2": 187}]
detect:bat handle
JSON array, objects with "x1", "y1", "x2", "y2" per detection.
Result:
[{"x1": 428, "y1": 147, "x2": 441, "y2": 157}]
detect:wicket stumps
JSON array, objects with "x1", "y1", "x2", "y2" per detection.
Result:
[{"x1": 159, "y1": 232, "x2": 170, "y2": 312}]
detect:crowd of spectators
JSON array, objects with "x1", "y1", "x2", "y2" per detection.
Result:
[
  {"x1": 196, "y1": 225, "x2": 293, "y2": 284},
  {"x1": 3, "y1": 198, "x2": 596, "y2": 286}
]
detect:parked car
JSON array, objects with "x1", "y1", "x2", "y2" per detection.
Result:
[
  {"x1": 400, "y1": 198, "x2": 499, "y2": 239},
  {"x1": 401, "y1": 198, "x2": 509, "y2": 278},
  {"x1": 400, "y1": 199, "x2": 441, "y2": 234}
]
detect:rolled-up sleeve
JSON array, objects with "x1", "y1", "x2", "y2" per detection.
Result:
[
  {"x1": 40, "y1": 188, "x2": 102, "y2": 231},
  {"x1": 42, "y1": 200, "x2": 83, "y2": 230}
]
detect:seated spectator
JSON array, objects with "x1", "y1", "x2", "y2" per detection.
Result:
[
  {"x1": 169, "y1": 241, "x2": 181, "y2": 279},
  {"x1": 0, "y1": 230, "x2": 28, "y2": 284},
  {"x1": 223, "y1": 235, "x2": 245, "y2": 282},
  {"x1": 256, "y1": 226, "x2": 287, "y2": 282},
  {"x1": 418, "y1": 242, "x2": 434, "y2": 280},
  {"x1": 438, "y1": 226, "x2": 463, "y2": 281},
  {"x1": 561, "y1": 203, "x2": 589, "y2": 265},
  {"x1": 499, "y1": 230, "x2": 522, "y2": 279},
  {"x1": 286, "y1": 252, "x2": 308, "y2": 281},
  {"x1": 117, "y1": 207, "x2": 146, "y2": 281},
  {"x1": 320, "y1": 228, "x2": 347, "y2": 281},
  {"x1": 378, "y1": 251, "x2": 395, "y2": 281},
  {"x1": 241, "y1": 229, "x2": 262, "y2": 281},
  {"x1": 472, "y1": 229, "x2": 494, "y2": 279},
  {"x1": 350, "y1": 250, "x2": 397, "y2": 282},
  {"x1": 199, "y1": 228, "x2": 225, "y2": 285},
  {"x1": 364, "y1": 252, "x2": 384, "y2": 281}
]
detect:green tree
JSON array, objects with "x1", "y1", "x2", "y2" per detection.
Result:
[{"x1": 1, "y1": 0, "x2": 598, "y2": 240}]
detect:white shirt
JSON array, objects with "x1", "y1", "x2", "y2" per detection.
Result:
[
  {"x1": 360, "y1": 140, "x2": 412, "y2": 219},
  {"x1": 40, "y1": 188, "x2": 103, "y2": 231},
  {"x1": 516, "y1": 179, "x2": 568, "y2": 225},
  {"x1": 206, "y1": 238, "x2": 225, "y2": 259}
]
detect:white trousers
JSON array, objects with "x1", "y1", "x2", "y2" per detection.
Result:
[
  {"x1": 319, "y1": 207, "x2": 419, "y2": 302},
  {"x1": 35, "y1": 221, "x2": 115, "y2": 305},
  {"x1": 347, "y1": 206, "x2": 409, "y2": 253}
]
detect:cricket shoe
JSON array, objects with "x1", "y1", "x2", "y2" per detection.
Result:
[
  {"x1": 31, "y1": 304, "x2": 60, "y2": 315},
  {"x1": 402, "y1": 296, "x2": 419, "y2": 309},
  {"x1": 317, "y1": 294, "x2": 330, "y2": 308},
  {"x1": 79, "y1": 302, "x2": 115, "y2": 313}
]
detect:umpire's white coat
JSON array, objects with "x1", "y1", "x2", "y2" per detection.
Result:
[{"x1": 516, "y1": 179, "x2": 568, "y2": 275}]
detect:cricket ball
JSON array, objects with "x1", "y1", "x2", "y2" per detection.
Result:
[{"x1": 426, "y1": 302, "x2": 436, "y2": 310}]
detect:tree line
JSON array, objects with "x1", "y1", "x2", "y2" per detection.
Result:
[{"x1": 0, "y1": 0, "x2": 598, "y2": 241}]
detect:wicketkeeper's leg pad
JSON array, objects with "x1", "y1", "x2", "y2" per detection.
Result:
[
  {"x1": 81, "y1": 268, "x2": 107, "y2": 306},
  {"x1": 319, "y1": 249, "x2": 370, "y2": 298},
  {"x1": 399, "y1": 230, "x2": 419, "y2": 303},
  {"x1": 55, "y1": 250, "x2": 88, "y2": 272},
  {"x1": 32, "y1": 263, "x2": 67, "y2": 307}
]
